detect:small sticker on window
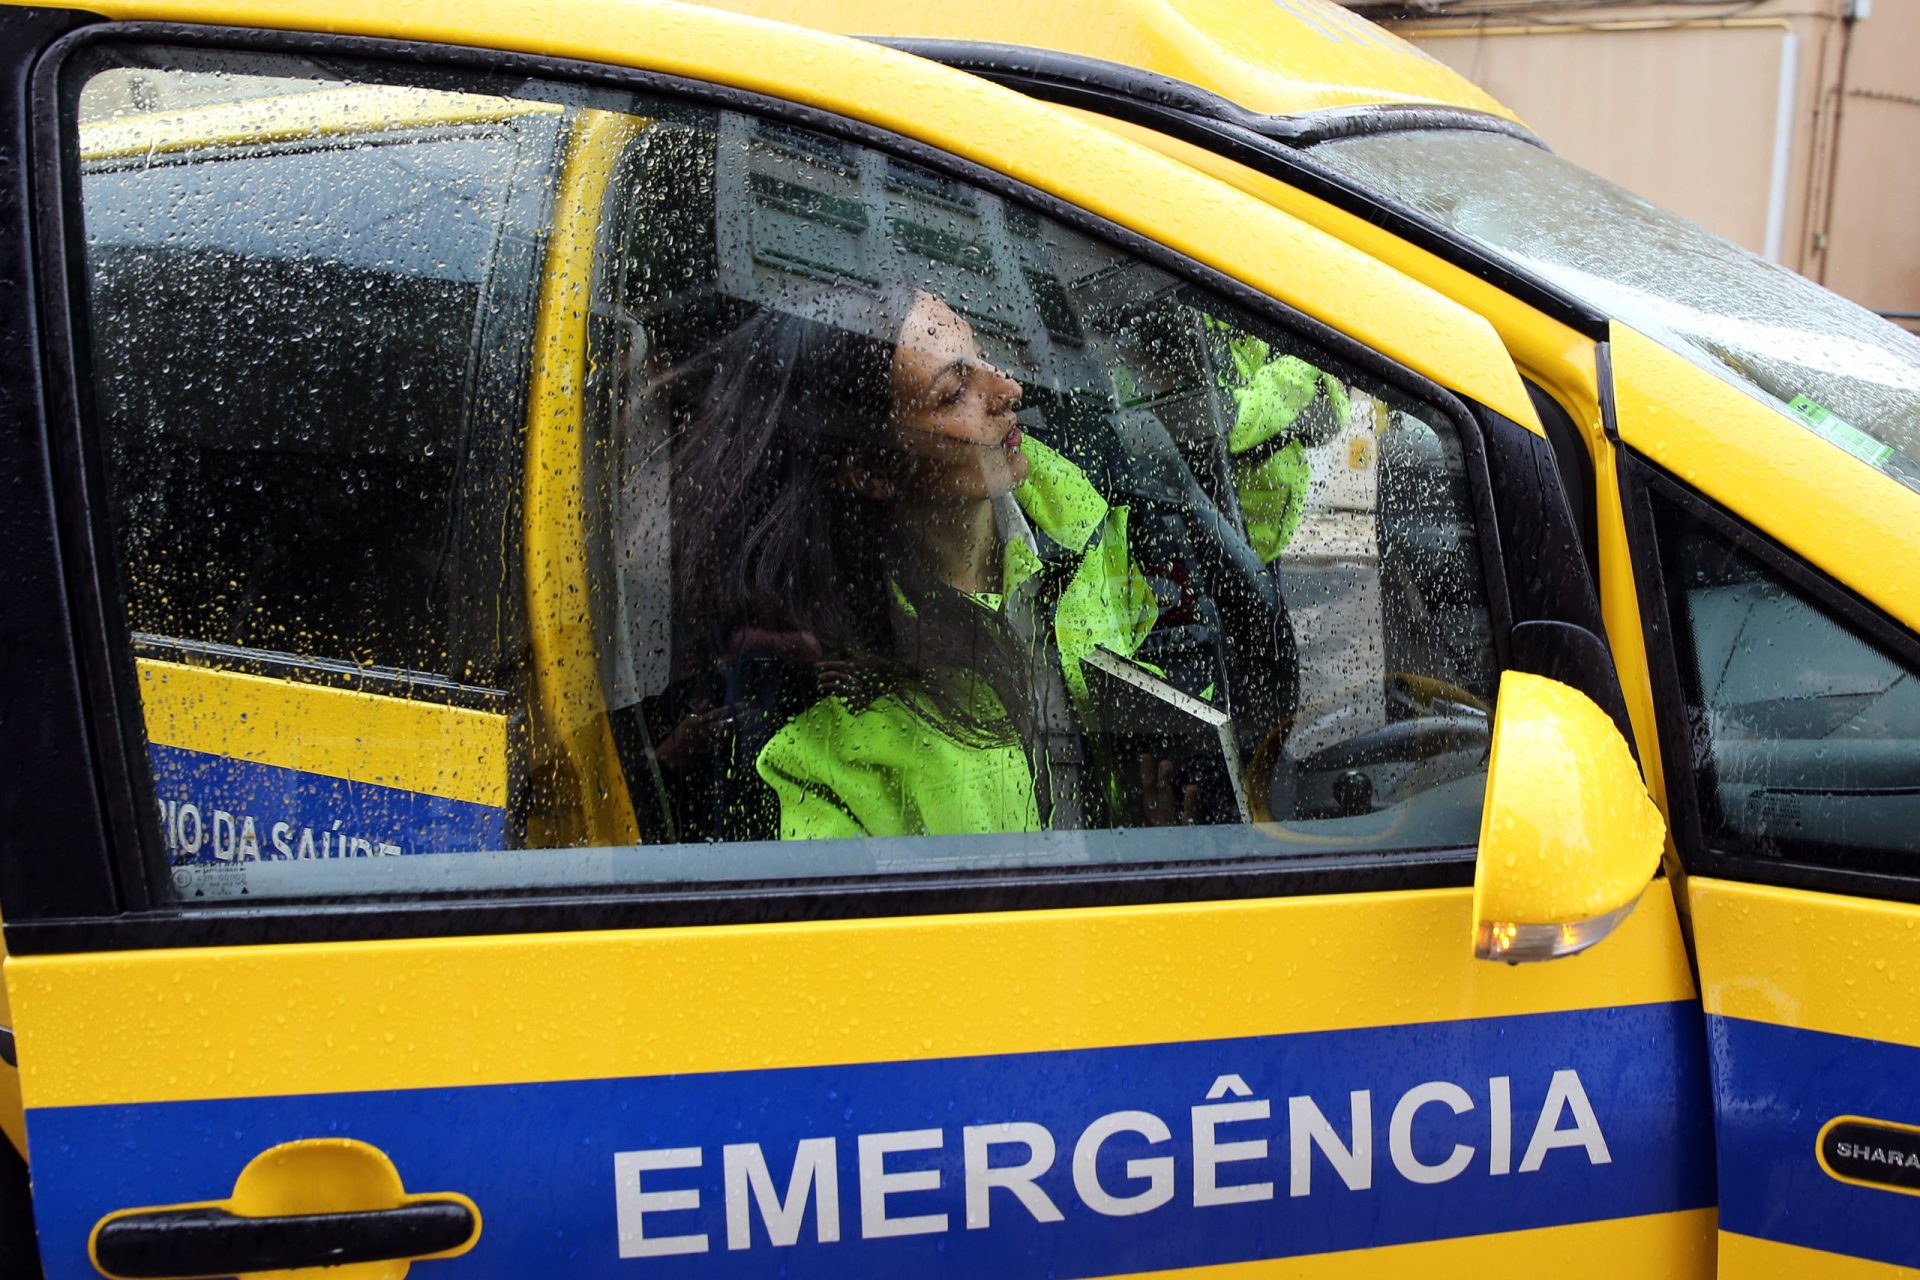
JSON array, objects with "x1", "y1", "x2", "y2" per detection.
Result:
[{"x1": 1787, "y1": 395, "x2": 1896, "y2": 468}]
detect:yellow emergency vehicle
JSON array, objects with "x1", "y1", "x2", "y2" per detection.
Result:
[{"x1": 0, "y1": 1, "x2": 1914, "y2": 1277}]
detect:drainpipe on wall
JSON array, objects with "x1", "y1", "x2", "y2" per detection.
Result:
[
  {"x1": 1762, "y1": 30, "x2": 1799, "y2": 263},
  {"x1": 1808, "y1": 0, "x2": 1863, "y2": 283}
]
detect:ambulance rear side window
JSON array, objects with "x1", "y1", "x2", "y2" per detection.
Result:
[
  {"x1": 1651, "y1": 483, "x2": 1920, "y2": 875},
  {"x1": 85, "y1": 115, "x2": 545, "y2": 679}
]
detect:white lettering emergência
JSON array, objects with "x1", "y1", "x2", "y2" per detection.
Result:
[
  {"x1": 1390, "y1": 1081, "x2": 1474, "y2": 1184},
  {"x1": 1193, "y1": 1074, "x2": 1272, "y2": 1206},
  {"x1": 963, "y1": 1123, "x2": 1063, "y2": 1228},
  {"x1": 1489, "y1": 1075, "x2": 1513, "y2": 1176},
  {"x1": 725, "y1": 1138, "x2": 839, "y2": 1248},
  {"x1": 615, "y1": 1148, "x2": 707, "y2": 1258},
  {"x1": 611, "y1": 1069, "x2": 1612, "y2": 1259},
  {"x1": 1520, "y1": 1069, "x2": 1612, "y2": 1172},
  {"x1": 1290, "y1": 1090, "x2": 1371, "y2": 1196},
  {"x1": 1074, "y1": 1110, "x2": 1175, "y2": 1216},
  {"x1": 859, "y1": 1130, "x2": 948, "y2": 1238}
]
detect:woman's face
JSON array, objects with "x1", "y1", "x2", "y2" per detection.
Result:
[{"x1": 888, "y1": 291, "x2": 1028, "y2": 499}]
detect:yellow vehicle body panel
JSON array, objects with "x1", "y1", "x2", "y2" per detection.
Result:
[
  {"x1": 1589, "y1": 424, "x2": 1672, "y2": 833},
  {"x1": 688, "y1": 0, "x2": 1518, "y2": 121},
  {"x1": 12, "y1": 887, "x2": 1695, "y2": 1109},
  {"x1": 137, "y1": 661, "x2": 508, "y2": 810},
  {"x1": 1716, "y1": 1233, "x2": 1920, "y2": 1280},
  {"x1": 1691, "y1": 879, "x2": 1920, "y2": 1052},
  {"x1": 8, "y1": 881, "x2": 1715, "y2": 1272},
  {"x1": 50, "y1": 0, "x2": 1539, "y2": 431},
  {"x1": 1692, "y1": 879, "x2": 1920, "y2": 1272},
  {"x1": 4, "y1": 3, "x2": 1723, "y2": 1275},
  {"x1": 1105, "y1": 1211, "x2": 1716, "y2": 1279},
  {"x1": 1609, "y1": 325, "x2": 1920, "y2": 636},
  {"x1": 521, "y1": 107, "x2": 644, "y2": 848}
]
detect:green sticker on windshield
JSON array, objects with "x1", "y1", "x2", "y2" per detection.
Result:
[{"x1": 1787, "y1": 395, "x2": 1896, "y2": 468}]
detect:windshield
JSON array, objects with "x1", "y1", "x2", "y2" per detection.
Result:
[{"x1": 1313, "y1": 128, "x2": 1920, "y2": 496}]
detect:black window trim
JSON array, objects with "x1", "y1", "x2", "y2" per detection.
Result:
[
  {"x1": 1525, "y1": 377, "x2": 1598, "y2": 580},
  {"x1": 1623, "y1": 450, "x2": 1920, "y2": 906},
  {"x1": 861, "y1": 38, "x2": 1551, "y2": 151},
  {"x1": 0, "y1": 4, "x2": 123, "y2": 928},
  {"x1": 17, "y1": 19, "x2": 1524, "y2": 954}
]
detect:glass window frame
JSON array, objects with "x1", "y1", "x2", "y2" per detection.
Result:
[
  {"x1": 1625, "y1": 454, "x2": 1920, "y2": 905},
  {"x1": 19, "y1": 20, "x2": 1519, "y2": 952}
]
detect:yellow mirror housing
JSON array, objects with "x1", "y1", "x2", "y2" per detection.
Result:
[{"x1": 1472, "y1": 672, "x2": 1666, "y2": 962}]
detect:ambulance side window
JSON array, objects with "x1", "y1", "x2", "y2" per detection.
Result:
[
  {"x1": 594, "y1": 114, "x2": 1497, "y2": 860},
  {"x1": 1650, "y1": 485, "x2": 1920, "y2": 875},
  {"x1": 71, "y1": 50, "x2": 1500, "y2": 905}
]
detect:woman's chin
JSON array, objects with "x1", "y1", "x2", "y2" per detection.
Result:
[
  {"x1": 1001, "y1": 447, "x2": 1032, "y2": 490},
  {"x1": 943, "y1": 448, "x2": 1029, "y2": 499}
]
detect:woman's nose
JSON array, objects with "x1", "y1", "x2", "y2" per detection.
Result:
[{"x1": 990, "y1": 366, "x2": 1022, "y2": 409}]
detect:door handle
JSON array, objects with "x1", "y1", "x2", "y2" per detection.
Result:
[{"x1": 94, "y1": 1199, "x2": 475, "y2": 1278}]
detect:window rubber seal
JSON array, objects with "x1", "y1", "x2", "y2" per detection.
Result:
[{"x1": 0, "y1": 3, "x2": 128, "y2": 930}]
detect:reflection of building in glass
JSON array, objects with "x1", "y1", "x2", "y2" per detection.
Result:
[{"x1": 713, "y1": 113, "x2": 1181, "y2": 400}]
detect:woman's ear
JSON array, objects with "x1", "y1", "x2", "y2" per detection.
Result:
[{"x1": 837, "y1": 449, "x2": 898, "y2": 501}]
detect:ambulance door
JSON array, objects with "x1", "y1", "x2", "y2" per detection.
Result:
[
  {"x1": 5, "y1": 8, "x2": 1707, "y2": 1279},
  {"x1": 1612, "y1": 327, "x2": 1920, "y2": 1277}
]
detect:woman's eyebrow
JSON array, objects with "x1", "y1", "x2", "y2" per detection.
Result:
[{"x1": 934, "y1": 359, "x2": 969, "y2": 392}]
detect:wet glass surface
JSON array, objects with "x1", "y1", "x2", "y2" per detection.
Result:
[
  {"x1": 1654, "y1": 492, "x2": 1920, "y2": 868},
  {"x1": 1317, "y1": 129, "x2": 1920, "y2": 495},
  {"x1": 77, "y1": 51, "x2": 1498, "y2": 901}
]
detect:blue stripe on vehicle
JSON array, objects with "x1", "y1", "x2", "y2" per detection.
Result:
[
  {"x1": 28, "y1": 1002, "x2": 1711, "y2": 1279},
  {"x1": 147, "y1": 742, "x2": 506, "y2": 863},
  {"x1": 1708, "y1": 1014, "x2": 1920, "y2": 1267}
]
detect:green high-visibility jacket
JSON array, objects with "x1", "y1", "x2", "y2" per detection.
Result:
[
  {"x1": 1216, "y1": 329, "x2": 1351, "y2": 563},
  {"x1": 756, "y1": 436, "x2": 1156, "y2": 839}
]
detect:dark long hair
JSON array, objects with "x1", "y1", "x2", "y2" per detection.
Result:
[{"x1": 669, "y1": 292, "x2": 1034, "y2": 748}]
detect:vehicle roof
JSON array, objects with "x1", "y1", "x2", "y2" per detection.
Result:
[{"x1": 685, "y1": 0, "x2": 1518, "y2": 123}]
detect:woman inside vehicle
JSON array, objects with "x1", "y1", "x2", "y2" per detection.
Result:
[{"x1": 668, "y1": 286, "x2": 1171, "y2": 839}]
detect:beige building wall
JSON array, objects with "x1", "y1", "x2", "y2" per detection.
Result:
[
  {"x1": 1361, "y1": 1, "x2": 1917, "y2": 324},
  {"x1": 1415, "y1": 23, "x2": 1795, "y2": 255},
  {"x1": 1819, "y1": 0, "x2": 1920, "y2": 318}
]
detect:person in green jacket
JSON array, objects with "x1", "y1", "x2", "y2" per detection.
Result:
[
  {"x1": 1206, "y1": 317, "x2": 1352, "y2": 564},
  {"x1": 670, "y1": 288, "x2": 1161, "y2": 840}
]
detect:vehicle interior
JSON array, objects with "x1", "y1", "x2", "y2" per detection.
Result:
[{"x1": 584, "y1": 107, "x2": 1498, "y2": 855}]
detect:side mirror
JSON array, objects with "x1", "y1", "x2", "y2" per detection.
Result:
[{"x1": 1473, "y1": 671, "x2": 1665, "y2": 962}]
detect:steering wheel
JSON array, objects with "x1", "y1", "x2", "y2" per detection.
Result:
[{"x1": 1247, "y1": 672, "x2": 1491, "y2": 825}]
